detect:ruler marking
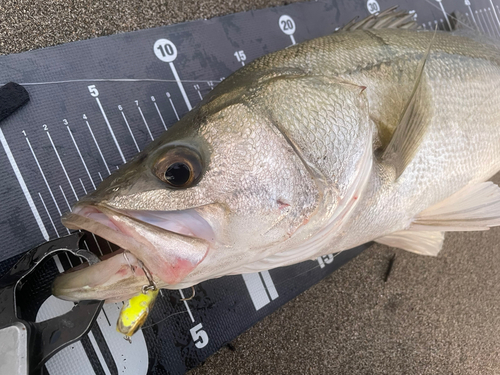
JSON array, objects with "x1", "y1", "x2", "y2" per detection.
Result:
[
  {"x1": 86, "y1": 120, "x2": 111, "y2": 175},
  {"x1": 137, "y1": 106, "x2": 154, "y2": 140},
  {"x1": 475, "y1": 10, "x2": 486, "y2": 33},
  {"x1": 87, "y1": 331, "x2": 112, "y2": 375},
  {"x1": 178, "y1": 290, "x2": 195, "y2": 323},
  {"x1": 167, "y1": 93, "x2": 180, "y2": 121},
  {"x1": 169, "y1": 62, "x2": 192, "y2": 111},
  {"x1": 95, "y1": 97, "x2": 126, "y2": 164},
  {"x1": 479, "y1": 9, "x2": 493, "y2": 36},
  {"x1": 120, "y1": 110, "x2": 140, "y2": 152},
  {"x1": 242, "y1": 273, "x2": 271, "y2": 311},
  {"x1": 38, "y1": 192, "x2": 59, "y2": 238},
  {"x1": 153, "y1": 102, "x2": 168, "y2": 130},
  {"x1": 490, "y1": 0, "x2": 500, "y2": 28},
  {"x1": 67, "y1": 126, "x2": 96, "y2": 190},
  {"x1": 0, "y1": 129, "x2": 49, "y2": 240},
  {"x1": 486, "y1": 7, "x2": 500, "y2": 35},
  {"x1": 25, "y1": 137, "x2": 70, "y2": 235},
  {"x1": 47, "y1": 131, "x2": 78, "y2": 201}
]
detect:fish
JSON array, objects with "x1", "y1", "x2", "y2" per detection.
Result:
[{"x1": 52, "y1": 8, "x2": 500, "y2": 303}]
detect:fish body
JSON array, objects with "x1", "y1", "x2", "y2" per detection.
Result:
[{"x1": 53, "y1": 11, "x2": 500, "y2": 302}]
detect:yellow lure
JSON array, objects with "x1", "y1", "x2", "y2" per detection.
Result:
[{"x1": 116, "y1": 288, "x2": 159, "y2": 339}]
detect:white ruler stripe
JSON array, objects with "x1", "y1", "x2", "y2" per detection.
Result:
[
  {"x1": 87, "y1": 331, "x2": 112, "y2": 375},
  {"x1": 260, "y1": 271, "x2": 279, "y2": 300},
  {"x1": 242, "y1": 273, "x2": 271, "y2": 311},
  {"x1": 95, "y1": 97, "x2": 127, "y2": 164},
  {"x1": 0, "y1": 127, "x2": 49, "y2": 241},
  {"x1": 169, "y1": 62, "x2": 192, "y2": 111}
]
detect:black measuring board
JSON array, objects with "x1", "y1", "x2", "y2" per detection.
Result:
[{"x1": 0, "y1": 0, "x2": 495, "y2": 374}]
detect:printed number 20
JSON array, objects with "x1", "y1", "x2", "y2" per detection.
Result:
[{"x1": 190, "y1": 323, "x2": 209, "y2": 349}]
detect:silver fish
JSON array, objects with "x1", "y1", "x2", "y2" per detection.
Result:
[{"x1": 53, "y1": 9, "x2": 500, "y2": 302}]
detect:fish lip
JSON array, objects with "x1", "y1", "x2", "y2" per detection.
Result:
[{"x1": 63, "y1": 203, "x2": 216, "y2": 246}]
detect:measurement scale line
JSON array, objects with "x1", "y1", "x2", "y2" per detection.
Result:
[
  {"x1": 178, "y1": 289, "x2": 195, "y2": 323},
  {"x1": 195, "y1": 88, "x2": 203, "y2": 101},
  {"x1": 38, "y1": 193, "x2": 59, "y2": 238},
  {"x1": 153, "y1": 102, "x2": 168, "y2": 130},
  {"x1": 68, "y1": 126, "x2": 96, "y2": 190},
  {"x1": 169, "y1": 62, "x2": 192, "y2": 111},
  {"x1": 95, "y1": 173, "x2": 114, "y2": 253},
  {"x1": 490, "y1": 0, "x2": 500, "y2": 28},
  {"x1": 467, "y1": 6, "x2": 479, "y2": 29},
  {"x1": 137, "y1": 106, "x2": 154, "y2": 140},
  {"x1": 86, "y1": 120, "x2": 111, "y2": 175},
  {"x1": 436, "y1": 0, "x2": 452, "y2": 30},
  {"x1": 466, "y1": 10, "x2": 478, "y2": 30},
  {"x1": 59, "y1": 186, "x2": 72, "y2": 212},
  {"x1": 58, "y1": 184, "x2": 82, "y2": 265},
  {"x1": 422, "y1": 0, "x2": 475, "y2": 31},
  {"x1": 95, "y1": 97, "x2": 126, "y2": 164},
  {"x1": 56, "y1": 186, "x2": 79, "y2": 267},
  {"x1": 479, "y1": 10, "x2": 494, "y2": 37},
  {"x1": 120, "y1": 110, "x2": 140, "y2": 151},
  {"x1": 47, "y1": 131, "x2": 78, "y2": 201},
  {"x1": 476, "y1": 10, "x2": 486, "y2": 33},
  {"x1": 166, "y1": 93, "x2": 180, "y2": 121},
  {"x1": 78, "y1": 178, "x2": 104, "y2": 257},
  {"x1": 0, "y1": 129, "x2": 50, "y2": 240},
  {"x1": 486, "y1": 8, "x2": 500, "y2": 36},
  {"x1": 25, "y1": 135, "x2": 68, "y2": 228},
  {"x1": 483, "y1": 8, "x2": 496, "y2": 36},
  {"x1": 14, "y1": 78, "x2": 222, "y2": 86},
  {"x1": 87, "y1": 331, "x2": 112, "y2": 375}
]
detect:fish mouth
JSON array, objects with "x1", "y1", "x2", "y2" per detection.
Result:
[
  {"x1": 68, "y1": 205, "x2": 216, "y2": 244},
  {"x1": 52, "y1": 204, "x2": 214, "y2": 302}
]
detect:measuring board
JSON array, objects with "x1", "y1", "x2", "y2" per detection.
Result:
[{"x1": 0, "y1": 0, "x2": 496, "y2": 373}]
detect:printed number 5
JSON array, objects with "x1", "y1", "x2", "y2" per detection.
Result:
[
  {"x1": 190, "y1": 323, "x2": 209, "y2": 349},
  {"x1": 88, "y1": 85, "x2": 99, "y2": 97}
]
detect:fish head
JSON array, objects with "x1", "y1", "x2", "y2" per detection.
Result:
[{"x1": 53, "y1": 82, "x2": 321, "y2": 302}]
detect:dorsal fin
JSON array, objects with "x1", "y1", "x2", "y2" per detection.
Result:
[{"x1": 339, "y1": 7, "x2": 419, "y2": 32}]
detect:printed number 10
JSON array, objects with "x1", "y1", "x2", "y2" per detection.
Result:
[{"x1": 157, "y1": 43, "x2": 175, "y2": 57}]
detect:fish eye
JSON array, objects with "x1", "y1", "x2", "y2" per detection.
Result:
[{"x1": 153, "y1": 147, "x2": 202, "y2": 188}]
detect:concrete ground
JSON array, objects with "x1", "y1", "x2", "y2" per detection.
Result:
[{"x1": 1, "y1": 1, "x2": 499, "y2": 374}]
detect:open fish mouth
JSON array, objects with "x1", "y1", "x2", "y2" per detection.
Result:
[{"x1": 52, "y1": 204, "x2": 214, "y2": 302}]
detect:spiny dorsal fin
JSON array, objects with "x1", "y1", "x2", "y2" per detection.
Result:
[
  {"x1": 381, "y1": 31, "x2": 435, "y2": 178},
  {"x1": 375, "y1": 231, "x2": 444, "y2": 256},
  {"x1": 340, "y1": 7, "x2": 419, "y2": 32},
  {"x1": 411, "y1": 182, "x2": 500, "y2": 231}
]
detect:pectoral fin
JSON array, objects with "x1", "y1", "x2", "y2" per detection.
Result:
[
  {"x1": 382, "y1": 32, "x2": 434, "y2": 179},
  {"x1": 411, "y1": 181, "x2": 500, "y2": 231},
  {"x1": 375, "y1": 230, "x2": 444, "y2": 256}
]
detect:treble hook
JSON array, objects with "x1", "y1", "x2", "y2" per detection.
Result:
[
  {"x1": 137, "y1": 259, "x2": 157, "y2": 294},
  {"x1": 180, "y1": 286, "x2": 196, "y2": 301}
]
